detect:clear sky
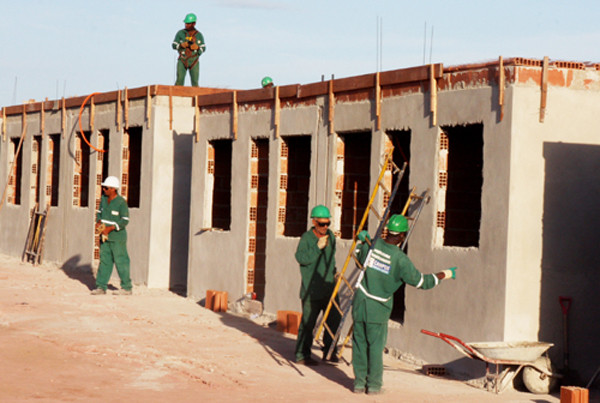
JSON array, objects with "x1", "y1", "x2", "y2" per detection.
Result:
[{"x1": 1, "y1": 0, "x2": 599, "y2": 107}]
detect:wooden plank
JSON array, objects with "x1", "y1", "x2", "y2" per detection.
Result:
[
  {"x1": 146, "y1": 86, "x2": 151, "y2": 129},
  {"x1": 380, "y1": 64, "x2": 442, "y2": 86},
  {"x1": 333, "y1": 73, "x2": 375, "y2": 93},
  {"x1": 278, "y1": 84, "x2": 299, "y2": 98},
  {"x1": 237, "y1": 87, "x2": 273, "y2": 103},
  {"x1": 61, "y1": 97, "x2": 66, "y2": 138},
  {"x1": 232, "y1": 90, "x2": 238, "y2": 140},
  {"x1": 1, "y1": 107, "x2": 5, "y2": 142},
  {"x1": 197, "y1": 91, "x2": 234, "y2": 107},
  {"x1": 540, "y1": 56, "x2": 549, "y2": 123},
  {"x1": 90, "y1": 95, "x2": 95, "y2": 135},
  {"x1": 195, "y1": 95, "x2": 200, "y2": 143},
  {"x1": 430, "y1": 64, "x2": 437, "y2": 126},
  {"x1": 117, "y1": 89, "x2": 122, "y2": 132},
  {"x1": 124, "y1": 86, "x2": 129, "y2": 130},
  {"x1": 168, "y1": 87, "x2": 173, "y2": 131},
  {"x1": 499, "y1": 56, "x2": 505, "y2": 121},
  {"x1": 274, "y1": 86, "x2": 280, "y2": 139},
  {"x1": 328, "y1": 80, "x2": 335, "y2": 135},
  {"x1": 298, "y1": 81, "x2": 328, "y2": 98},
  {"x1": 40, "y1": 102, "x2": 45, "y2": 138},
  {"x1": 375, "y1": 72, "x2": 381, "y2": 131}
]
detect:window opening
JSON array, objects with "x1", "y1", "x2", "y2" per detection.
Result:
[
  {"x1": 334, "y1": 132, "x2": 372, "y2": 239},
  {"x1": 247, "y1": 139, "x2": 269, "y2": 300},
  {"x1": 278, "y1": 136, "x2": 311, "y2": 237},
  {"x1": 93, "y1": 130, "x2": 108, "y2": 263},
  {"x1": 47, "y1": 134, "x2": 60, "y2": 207},
  {"x1": 206, "y1": 139, "x2": 232, "y2": 230},
  {"x1": 122, "y1": 127, "x2": 142, "y2": 208},
  {"x1": 437, "y1": 123, "x2": 483, "y2": 247},
  {"x1": 8, "y1": 138, "x2": 23, "y2": 205},
  {"x1": 31, "y1": 135, "x2": 42, "y2": 205},
  {"x1": 73, "y1": 132, "x2": 90, "y2": 207}
]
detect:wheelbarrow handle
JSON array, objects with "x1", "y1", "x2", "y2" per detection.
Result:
[
  {"x1": 421, "y1": 329, "x2": 481, "y2": 360},
  {"x1": 559, "y1": 296, "x2": 572, "y2": 315}
]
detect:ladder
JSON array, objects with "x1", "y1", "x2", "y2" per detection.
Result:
[
  {"x1": 314, "y1": 152, "x2": 430, "y2": 361},
  {"x1": 23, "y1": 203, "x2": 50, "y2": 266}
]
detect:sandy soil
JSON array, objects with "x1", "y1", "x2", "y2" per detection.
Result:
[{"x1": 0, "y1": 254, "x2": 574, "y2": 402}]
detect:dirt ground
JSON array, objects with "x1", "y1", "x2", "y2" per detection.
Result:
[{"x1": 0, "y1": 254, "x2": 585, "y2": 403}]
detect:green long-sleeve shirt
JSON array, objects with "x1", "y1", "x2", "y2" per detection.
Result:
[
  {"x1": 295, "y1": 228, "x2": 337, "y2": 300},
  {"x1": 96, "y1": 194, "x2": 129, "y2": 242},
  {"x1": 353, "y1": 238, "x2": 438, "y2": 323},
  {"x1": 172, "y1": 28, "x2": 206, "y2": 61}
]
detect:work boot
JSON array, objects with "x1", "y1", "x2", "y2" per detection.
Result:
[
  {"x1": 113, "y1": 289, "x2": 132, "y2": 295},
  {"x1": 367, "y1": 388, "x2": 384, "y2": 395},
  {"x1": 296, "y1": 357, "x2": 319, "y2": 366},
  {"x1": 353, "y1": 387, "x2": 365, "y2": 394},
  {"x1": 91, "y1": 288, "x2": 106, "y2": 295}
]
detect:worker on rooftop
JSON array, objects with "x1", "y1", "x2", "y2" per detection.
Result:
[
  {"x1": 352, "y1": 215, "x2": 457, "y2": 395},
  {"x1": 294, "y1": 205, "x2": 341, "y2": 366},
  {"x1": 172, "y1": 13, "x2": 206, "y2": 87},
  {"x1": 261, "y1": 76, "x2": 274, "y2": 88}
]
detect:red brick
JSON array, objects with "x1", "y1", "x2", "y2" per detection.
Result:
[
  {"x1": 276, "y1": 310, "x2": 302, "y2": 335},
  {"x1": 560, "y1": 386, "x2": 589, "y2": 403},
  {"x1": 206, "y1": 290, "x2": 228, "y2": 312}
]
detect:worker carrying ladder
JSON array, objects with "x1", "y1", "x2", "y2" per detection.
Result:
[{"x1": 314, "y1": 149, "x2": 431, "y2": 362}]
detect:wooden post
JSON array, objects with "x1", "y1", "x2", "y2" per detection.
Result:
[
  {"x1": 232, "y1": 90, "x2": 238, "y2": 140},
  {"x1": 146, "y1": 85, "x2": 151, "y2": 129},
  {"x1": 117, "y1": 89, "x2": 122, "y2": 132},
  {"x1": 0, "y1": 107, "x2": 28, "y2": 213},
  {"x1": 124, "y1": 86, "x2": 129, "y2": 130},
  {"x1": 1, "y1": 107, "x2": 5, "y2": 142},
  {"x1": 499, "y1": 56, "x2": 505, "y2": 121},
  {"x1": 328, "y1": 80, "x2": 335, "y2": 135},
  {"x1": 90, "y1": 95, "x2": 95, "y2": 135},
  {"x1": 40, "y1": 102, "x2": 45, "y2": 138},
  {"x1": 430, "y1": 64, "x2": 438, "y2": 127},
  {"x1": 61, "y1": 97, "x2": 66, "y2": 139},
  {"x1": 168, "y1": 87, "x2": 173, "y2": 131},
  {"x1": 274, "y1": 85, "x2": 281, "y2": 139},
  {"x1": 194, "y1": 95, "x2": 200, "y2": 143},
  {"x1": 375, "y1": 71, "x2": 381, "y2": 131},
  {"x1": 540, "y1": 56, "x2": 549, "y2": 123}
]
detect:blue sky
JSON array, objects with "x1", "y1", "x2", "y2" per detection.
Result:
[{"x1": 1, "y1": 0, "x2": 599, "y2": 107}]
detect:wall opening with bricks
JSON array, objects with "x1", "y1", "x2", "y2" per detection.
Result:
[
  {"x1": 93, "y1": 131, "x2": 107, "y2": 264},
  {"x1": 47, "y1": 134, "x2": 60, "y2": 207},
  {"x1": 334, "y1": 132, "x2": 372, "y2": 240},
  {"x1": 206, "y1": 139, "x2": 232, "y2": 230},
  {"x1": 247, "y1": 138, "x2": 269, "y2": 300},
  {"x1": 8, "y1": 137, "x2": 22, "y2": 205},
  {"x1": 73, "y1": 132, "x2": 90, "y2": 208},
  {"x1": 436, "y1": 123, "x2": 483, "y2": 247},
  {"x1": 121, "y1": 126, "x2": 142, "y2": 208},
  {"x1": 277, "y1": 135, "x2": 310, "y2": 237},
  {"x1": 31, "y1": 135, "x2": 42, "y2": 205}
]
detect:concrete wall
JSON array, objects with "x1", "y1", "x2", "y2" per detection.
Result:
[{"x1": 507, "y1": 82, "x2": 600, "y2": 382}]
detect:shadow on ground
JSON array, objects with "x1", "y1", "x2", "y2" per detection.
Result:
[
  {"x1": 215, "y1": 310, "x2": 354, "y2": 391},
  {"x1": 60, "y1": 254, "x2": 116, "y2": 291}
]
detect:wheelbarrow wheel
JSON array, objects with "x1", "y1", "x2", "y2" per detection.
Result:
[{"x1": 523, "y1": 356, "x2": 557, "y2": 394}]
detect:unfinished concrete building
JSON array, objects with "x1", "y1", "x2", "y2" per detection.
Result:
[{"x1": 1, "y1": 57, "x2": 599, "y2": 382}]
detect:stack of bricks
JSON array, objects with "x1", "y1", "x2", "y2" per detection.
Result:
[
  {"x1": 560, "y1": 386, "x2": 588, "y2": 403},
  {"x1": 205, "y1": 290, "x2": 228, "y2": 312},
  {"x1": 276, "y1": 310, "x2": 302, "y2": 335}
]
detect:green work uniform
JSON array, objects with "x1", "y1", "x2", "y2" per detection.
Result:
[
  {"x1": 96, "y1": 194, "x2": 131, "y2": 291},
  {"x1": 294, "y1": 228, "x2": 341, "y2": 361},
  {"x1": 172, "y1": 28, "x2": 206, "y2": 87},
  {"x1": 352, "y1": 238, "x2": 438, "y2": 392}
]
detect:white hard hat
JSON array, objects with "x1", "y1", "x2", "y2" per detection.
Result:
[{"x1": 101, "y1": 176, "x2": 120, "y2": 189}]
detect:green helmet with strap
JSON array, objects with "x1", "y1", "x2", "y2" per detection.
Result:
[
  {"x1": 184, "y1": 13, "x2": 197, "y2": 23},
  {"x1": 261, "y1": 76, "x2": 273, "y2": 88},
  {"x1": 387, "y1": 214, "x2": 408, "y2": 234},
  {"x1": 310, "y1": 205, "x2": 331, "y2": 219}
]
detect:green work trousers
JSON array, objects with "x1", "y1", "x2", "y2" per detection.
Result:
[
  {"x1": 295, "y1": 297, "x2": 341, "y2": 361},
  {"x1": 96, "y1": 240, "x2": 131, "y2": 291},
  {"x1": 176, "y1": 59, "x2": 199, "y2": 87},
  {"x1": 352, "y1": 321, "x2": 387, "y2": 392}
]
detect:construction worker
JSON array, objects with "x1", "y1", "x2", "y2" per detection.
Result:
[
  {"x1": 91, "y1": 176, "x2": 132, "y2": 296},
  {"x1": 294, "y1": 205, "x2": 341, "y2": 365},
  {"x1": 261, "y1": 76, "x2": 274, "y2": 88},
  {"x1": 352, "y1": 214, "x2": 457, "y2": 395},
  {"x1": 172, "y1": 13, "x2": 206, "y2": 87}
]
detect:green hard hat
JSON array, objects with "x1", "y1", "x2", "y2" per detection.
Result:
[
  {"x1": 311, "y1": 205, "x2": 331, "y2": 219},
  {"x1": 261, "y1": 76, "x2": 273, "y2": 88},
  {"x1": 183, "y1": 13, "x2": 197, "y2": 23},
  {"x1": 387, "y1": 214, "x2": 409, "y2": 233}
]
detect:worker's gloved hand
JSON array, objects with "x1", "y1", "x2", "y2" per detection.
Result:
[
  {"x1": 95, "y1": 223, "x2": 106, "y2": 235},
  {"x1": 190, "y1": 43, "x2": 199, "y2": 50},
  {"x1": 442, "y1": 267, "x2": 457, "y2": 280},
  {"x1": 357, "y1": 230, "x2": 371, "y2": 243},
  {"x1": 180, "y1": 41, "x2": 189, "y2": 49},
  {"x1": 317, "y1": 235, "x2": 328, "y2": 250}
]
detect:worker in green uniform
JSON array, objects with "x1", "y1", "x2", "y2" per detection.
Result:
[
  {"x1": 91, "y1": 176, "x2": 132, "y2": 296},
  {"x1": 261, "y1": 76, "x2": 274, "y2": 88},
  {"x1": 352, "y1": 214, "x2": 457, "y2": 394},
  {"x1": 172, "y1": 13, "x2": 206, "y2": 87},
  {"x1": 294, "y1": 205, "x2": 341, "y2": 366}
]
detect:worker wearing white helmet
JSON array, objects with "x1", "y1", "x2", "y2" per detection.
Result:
[{"x1": 92, "y1": 176, "x2": 132, "y2": 295}]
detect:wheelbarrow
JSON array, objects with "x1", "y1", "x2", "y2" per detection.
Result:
[{"x1": 421, "y1": 329, "x2": 560, "y2": 394}]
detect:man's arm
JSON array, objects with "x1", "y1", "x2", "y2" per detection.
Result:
[{"x1": 295, "y1": 233, "x2": 321, "y2": 266}]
